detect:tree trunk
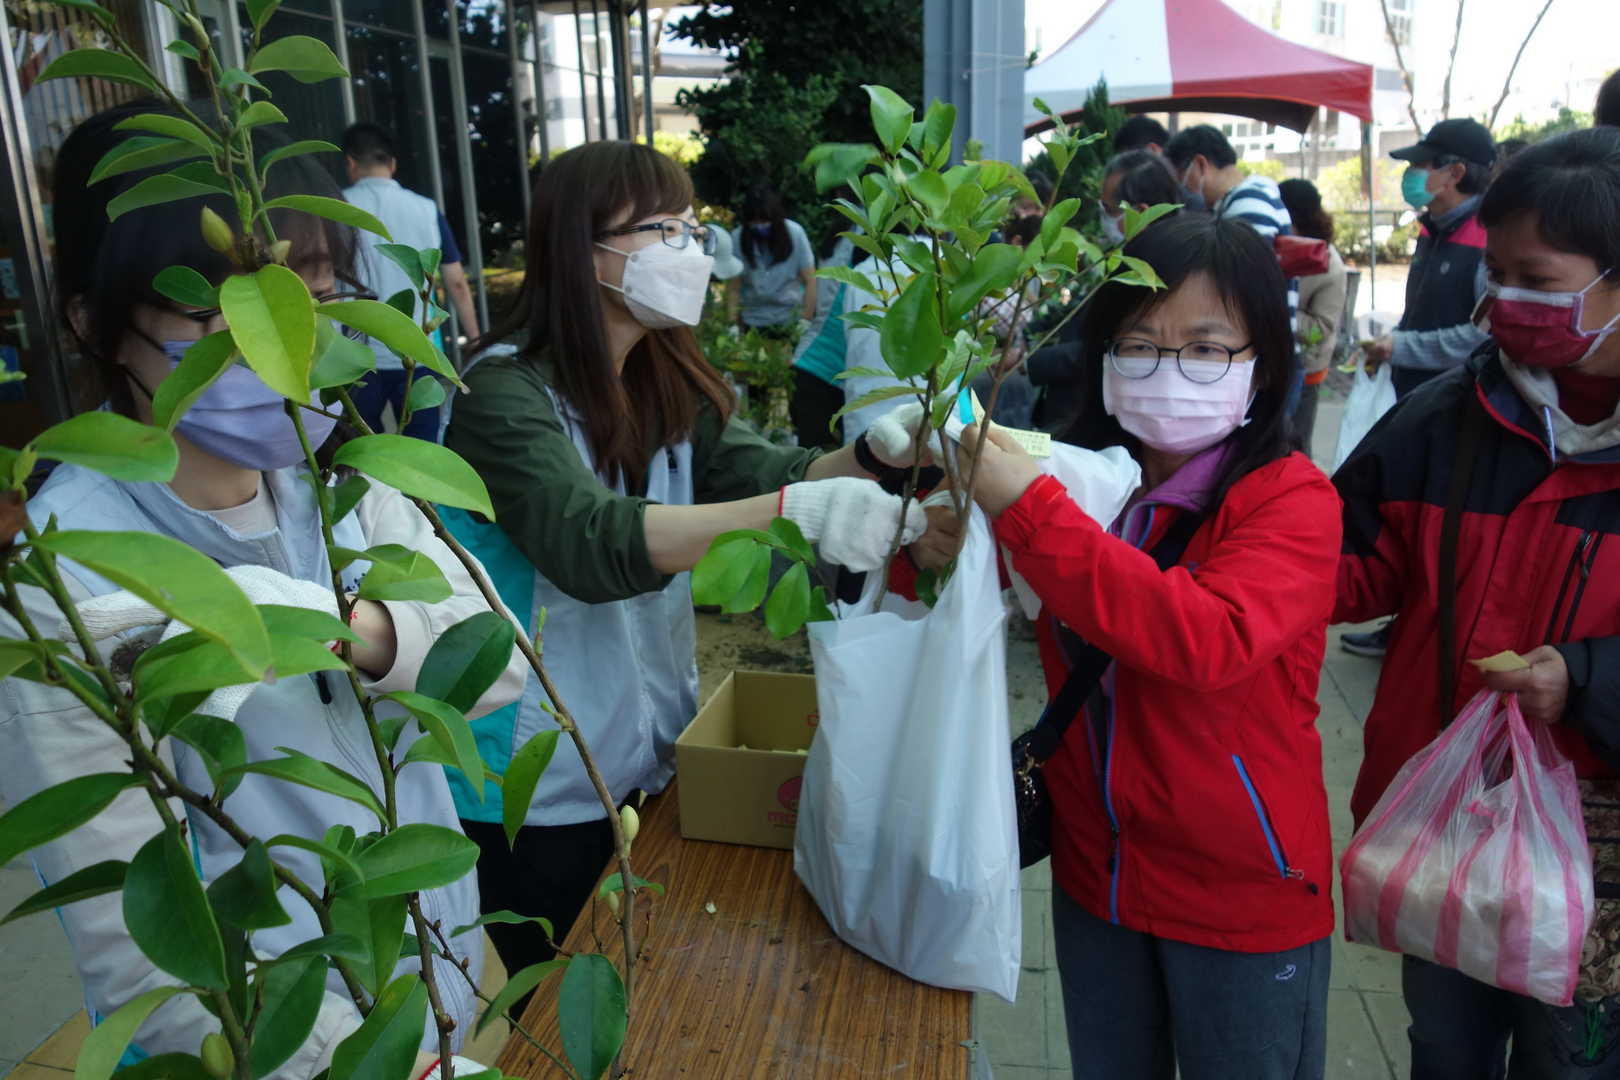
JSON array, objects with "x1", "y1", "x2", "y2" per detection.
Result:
[
  {"x1": 1376, "y1": 0, "x2": 1424, "y2": 135},
  {"x1": 1441, "y1": 0, "x2": 1467, "y2": 119},
  {"x1": 1487, "y1": 0, "x2": 1559, "y2": 130}
]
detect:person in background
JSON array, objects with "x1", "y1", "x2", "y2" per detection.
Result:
[
  {"x1": 1333, "y1": 126, "x2": 1620, "y2": 1079},
  {"x1": 971, "y1": 214, "x2": 1044, "y2": 429},
  {"x1": 1493, "y1": 137, "x2": 1530, "y2": 181},
  {"x1": 1341, "y1": 119, "x2": 1495, "y2": 660},
  {"x1": 442, "y1": 141, "x2": 929, "y2": 985},
  {"x1": 1596, "y1": 69, "x2": 1620, "y2": 128},
  {"x1": 789, "y1": 227, "x2": 858, "y2": 450},
  {"x1": 937, "y1": 213, "x2": 1341, "y2": 1079},
  {"x1": 1279, "y1": 178, "x2": 1347, "y2": 451},
  {"x1": 1097, "y1": 150, "x2": 1185, "y2": 247},
  {"x1": 0, "y1": 101, "x2": 526, "y2": 1074},
  {"x1": 1114, "y1": 114, "x2": 1169, "y2": 155},
  {"x1": 725, "y1": 183, "x2": 816, "y2": 336},
  {"x1": 1010, "y1": 171, "x2": 1056, "y2": 222},
  {"x1": 341, "y1": 123, "x2": 480, "y2": 439}
]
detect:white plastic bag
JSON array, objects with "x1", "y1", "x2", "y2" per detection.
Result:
[
  {"x1": 795, "y1": 503, "x2": 1020, "y2": 1000},
  {"x1": 1332, "y1": 356, "x2": 1397, "y2": 473},
  {"x1": 1340, "y1": 690, "x2": 1593, "y2": 1006}
]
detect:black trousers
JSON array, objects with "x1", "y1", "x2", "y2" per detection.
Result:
[
  {"x1": 790, "y1": 368, "x2": 844, "y2": 451},
  {"x1": 461, "y1": 816, "x2": 615, "y2": 993}
]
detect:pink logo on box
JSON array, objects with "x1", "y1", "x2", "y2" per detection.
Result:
[{"x1": 768, "y1": 776, "x2": 802, "y2": 828}]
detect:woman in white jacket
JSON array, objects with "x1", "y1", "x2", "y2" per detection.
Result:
[{"x1": 0, "y1": 103, "x2": 524, "y2": 1076}]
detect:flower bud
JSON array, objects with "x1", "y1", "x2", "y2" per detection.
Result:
[
  {"x1": 200, "y1": 207, "x2": 234, "y2": 257},
  {"x1": 200, "y1": 1033, "x2": 234, "y2": 1080},
  {"x1": 619, "y1": 805, "x2": 640, "y2": 846},
  {"x1": 605, "y1": 891, "x2": 621, "y2": 917}
]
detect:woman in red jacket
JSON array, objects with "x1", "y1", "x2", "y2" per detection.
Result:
[{"x1": 961, "y1": 214, "x2": 1341, "y2": 1079}]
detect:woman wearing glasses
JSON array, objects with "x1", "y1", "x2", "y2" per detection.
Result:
[
  {"x1": 0, "y1": 103, "x2": 525, "y2": 1069},
  {"x1": 954, "y1": 213, "x2": 1340, "y2": 1078},
  {"x1": 441, "y1": 140, "x2": 926, "y2": 982}
]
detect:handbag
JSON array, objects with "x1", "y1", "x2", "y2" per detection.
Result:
[
  {"x1": 1275, "y1": 234, "x2": 1331, "y2": 278},
  {"x1": 1012, "y1": 508, "x2": 1207, "y2": 868}
]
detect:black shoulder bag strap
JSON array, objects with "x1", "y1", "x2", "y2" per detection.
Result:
[
  {"x1": 1023, "y1": 506, "x2": 1210, "y2": 761},
  {"x1": 1437, "y1": 392, "x2": 1487, "y2": 728}
]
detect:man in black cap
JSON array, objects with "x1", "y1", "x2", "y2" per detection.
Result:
[{"x1": 1343, "y1": 118, "x2": 1496, "y2": 660}]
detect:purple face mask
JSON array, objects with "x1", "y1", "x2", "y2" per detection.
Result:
[{"x1": 160, "y1": 341, "x2": 338, "y2": 470}]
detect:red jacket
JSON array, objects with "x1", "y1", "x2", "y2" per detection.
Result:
[
  {"x1": 996, "y1": 450, "x2": 1341, "y2": 953},
  {"x1": 1335, "y1": 354, "x2": 1620, "y2": 827}
]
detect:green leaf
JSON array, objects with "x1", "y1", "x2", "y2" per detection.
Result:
[
  {"x1": 879, "y1": 272, "x2": 945, "y2": 379},
  {"x1": 166, "y1": 161, "x2": 233, "y2": 193},
  {"x1": 805, "y1": 142, "x2": 879, "y2": 193},
  {"x1": 317, "y1": 299, "x2": 460, "y2": 384},
  {"x1": 329, "y1": 889, "x2": 406, "y2": 997},
  {"x1": 922, "y1": 99, "x2": 957, "y2": 158},
  {"x1": 237, "y1": 100, "x2": 289, "y2": 131},
  {"x1": 451, "y1": 910, "x2": 555, "y2": 940},
  {"x1": 863, "y1": 84, "x2": 914, "y2": 155},
  {"x1": 416, "y1": 610, "x2": 517, "y2": 714},
  {"x1": 105, "y1": 172, "x2": 221, "y2": 222},
  {"x1": 245, "y1": 0, "x2": 283, "y2": 34},
  {"x1": 329, "y1": 974, "x2": 428, "y2": 1080},
  {"x1": 559, "y1": 954, "x2": 627, "y2": 1080},
  {"x1": 382, "y1": 288, "x2": 415, "y2": 320},
  {"x1": 907, "y1": 171, "x2": 950, "y2": 220},
  {"x1": 376, "y1": 244, "x2": 426, "y2": 289},
  {"x1": 258, "y1": 139, "x2": 340, "y2": 177},
  {"x1": 503, "y1": 729, "x2": 560, "y2": 848},
  {"x1": 808, "y1": 585, "x2": 835, "y2": 623},
  {"x1": 151, "y1": 332, "x2": 236, "y2": 431},
  {"x1": 87, "y1": 137, "x2": 207, "y2": 185},
  {"x1": 265, "y1": 195, "x2": 388, "y2": 240},
  {"x1": 249, "y1": 34, "x2": 348, "y2": 83},
  {"x1": 0, "y1": 772, "x2": 139, "y2": 868},
  {"x1": 596, "y1": 873, "x2": 665, "y2": 898},
  {"x1": 225, "y1": 749, "x2": 385, "y2": 823},
  {"x1": 946, "y1": 243, "x2": 1024, "y2": 323},
  {"x1": 477, "y1": 958, "x2": 567, "y2": 1036},
  {"x1": 153, "y1": 266, "x2": 220, "y2": 310},
  {"x1": 170, "y1": 713, "x2": 248, "y2": 799},
  {"x1": 218, "y1": 67, "x2": 269, "y2": 93},
  {"x1": 332, "y1": 435, "x2": 493, "y2": 518},
  {"x1": 124, "y1": 824, "x2": 228, "y2": 990},
  {"x1": 37, "y1": 48, "x2": 157, "y2": 92},
  {"x1": 110, "y1": 1055, "x2": 211, "y2": 1080},
  {"x1": 74, "y1": 987, "x2": 186, "y2": 1080},
  {"x1": 766, "y1": 517, "x2": 817, "y2": 566},
  {"x1": 114, "y1": 113, "x2": 216, "y2": 151},
  {"x1": 220, "y1": 265, "x2": 317, "y2": 401},
  {"x1": 131, "y1": 633, "x2": 260, "y2": 709},
  {"x1": 309, "y1": 318, "x2": 377, "y2": 390},
  {"x1": 356, "y1": 543, "x2": 452, "y2": 603},
  {"x1": 29, "y1": 412, "x2": 177, "y2": 482},
  {"x1": 405, "y1": 374, "x2": 446, "y2": 413},
  {"x1": 34, "y1": 530, "x2": 271, "y2": 671},
  {"x1": 764, "y1": 561, "x2": 813, "y2": 639},
  {"x1": 206, "y1": 840, "x2": 291, "y2": 930},
  {"x1": 1123, "y1": 201, "x2": 1180, "y2": 240},
  {"x1": 831, "y1": 383, "x2": 920, "y2": 423},
  {"x1": 1116, "y1": 254, "x2": 1165, "y2": 290},
  {"x1": 249, "y1": 955, "x2": 324, "y2": 1078},
  {"x1": 0, "y1": 860, "x2": 126, "y2": 926},
  {"x1": 330, "y1": 475, "x2": 371, "y2": 525},
  {"x1": 264, "y1": 834, "x2": 365, "y2": 887},
  {"x1": 382, "y1": 691, "x2": 484, "y2": 801},
  {"x1": 261, "y1": 603, "x2": 360, "y2": 645},
  {"x1": 264, "y1": 931, "x2": 369, "y2": 966},
  {"x1": 1041, "y1": 198, "x2": 1081, "y2": 249},
  {"x1": 351, "y1": 823, "x2": 480, "y2": 898},
  {"x1": 814, "y1": 266, "x2": 879, "y2": 296},
  {"x1": 51, "y1": 1, "x2": 115, "y2": 29},
  {"x1": 691, "y1": 536, "x2": 763, "y2": 610}
]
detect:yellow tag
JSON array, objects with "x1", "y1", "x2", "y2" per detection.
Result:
[
  {"x1": 1001, "y1": 427, "x2": 1052, "y2": 458},
  {"x1": 1470, "y1": 650, "x2": 1531, "y2": 673}
]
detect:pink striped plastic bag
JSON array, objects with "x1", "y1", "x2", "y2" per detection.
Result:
[{"x1": 1340, "y1": 690, "x2": 1594, "y2": 1005}]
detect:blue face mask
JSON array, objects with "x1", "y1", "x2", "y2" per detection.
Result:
[
  {"x1": 158, "y1": 340, "x2": 338, "y2": 470},
  {"x1": 1401, "y1": 167, "x2": 1436, "y2": 211}
]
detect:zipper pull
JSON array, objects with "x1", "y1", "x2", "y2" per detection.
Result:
[
  {"x1": 1580, "y1": 533, "x2": 1595, "y2": 580},
  {"x1": 313, "y1": 672, "x2": 332, "y2": 704}
]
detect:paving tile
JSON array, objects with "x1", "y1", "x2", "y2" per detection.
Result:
[
  {"x1": 978, "y1": 963, "x2": 1047, "y2": 1069},
  {"x1": 1043, "y1": 968, "x2": 1071, "y2": 1072},
  {"x1": 1331, "y1": 935, "x2": 1402, "y2": 994},
  {"x1": 1021, "y1": 885, "x2": 1049, "y2": 972},
  {"x1": 1326, "y1": 987, "x2": 1394, "y2": 1080},
  {"x1": 21, "y1": 1014, "x2": 86, "y2": 1072},
  {"x1": 988, "y1": 1068, "x2": 1050, "y2": 1080},
  {"x1": 1360, "y1": 989, "x2": 1412, "y2": 1079},
  {"x1": 1020, "y1": 859, "x2": 1051, "y2": 894}
]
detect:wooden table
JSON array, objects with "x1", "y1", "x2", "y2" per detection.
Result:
[{"x1": 498, "y1": 783, "x2": 975, "y2": 1078}]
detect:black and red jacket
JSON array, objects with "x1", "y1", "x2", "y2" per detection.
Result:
[{"x1": 1335, "y1": 349, "x2": 1620, "y2": 826}]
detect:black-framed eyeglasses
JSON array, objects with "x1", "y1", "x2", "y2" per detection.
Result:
[
  {"x1": 596, "y1": 219, "x2": 717, "y2": 256},
  {"x1": 174, "y1": 290, "x2": 378, "y2": 339},
  {"x1": 1106, "y1": 337, "x2": 1254, "y2": 384}
]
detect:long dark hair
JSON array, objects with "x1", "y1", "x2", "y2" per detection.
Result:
[
  {"x1": 1066, "y1": 214, "x2": 1297, "y2": 507},
  {"x1": 1479, "y1": 126, "x2": 1620, "y2": 284},
  {"x1": 476, "y1": 140, "x2": 732, "y2": 490},
  {"x1": 1108, "y1": 150, "x2": 1183, "y2": 211},
  {"x1": 739, "y1": 183, "x2": 791, "y2": 266},
  {"x1": 1278, "y1": 179, "x2": 1334, "y2": 243},
  {"x1": 53, "y1": 99, "x2": 359, "y2": 417}
]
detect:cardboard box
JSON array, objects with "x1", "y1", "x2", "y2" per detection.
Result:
[{"x1": 675, "y1": 670, "x2": 819, "y2": 849}]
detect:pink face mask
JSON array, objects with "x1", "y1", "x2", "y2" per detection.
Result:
[
  {"x1": 1472, "y1": 271, "x2": 1620, "y2": 369},
  {"x1": 1103, "y1": 354, "x2": 1256, "y2": 455}
]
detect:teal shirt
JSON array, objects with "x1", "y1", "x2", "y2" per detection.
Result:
[{"x1": 794, "y1": 284, "x2": 848, "y2": 387}]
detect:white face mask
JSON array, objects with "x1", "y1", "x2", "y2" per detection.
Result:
[
  {"x1": 1100, "y1": 210, "x2": 1127, "y2": 248},
  {"x1": 596, "y1": 240, "x2": 714, "y2": 329},
  {"x1": 1103, "y1": 354, "x2": 1257, "y2": 455}
]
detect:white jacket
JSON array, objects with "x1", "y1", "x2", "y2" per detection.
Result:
[{"x1": 0, "y1": 462, "x2": 526, "y2": 1075}]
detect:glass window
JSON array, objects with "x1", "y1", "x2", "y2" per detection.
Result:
[
  {"x1": 345, "y1": 22, "x2": 436, "y2": 199},
  {"x1": 343, "y1": 0, "x2": 415, "y2": 34},
  {"x1": 423, "y1": 1, "x2": 510, "y2": 51},
  {"x1": 238, "y1": 7, "x2": 345, "y2": 191},
  {"x1": 1315, "y1": 0, "x2": 1343, "y2": 36},
  {"x1": 461, "y1": 49, "x2": 524, "y2": 263}
]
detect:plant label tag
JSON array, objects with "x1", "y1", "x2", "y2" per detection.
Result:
[
  {"x1": 944, "y1": 387, "x2": 1051, "y2": 458},
  {"x1": 1470, "y1": 650, "x2": 1531, "y2": 673}
]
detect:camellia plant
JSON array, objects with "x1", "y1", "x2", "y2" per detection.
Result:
[
  {"x1": 0, "y1": 3, "x2": 644, "y2": 1079},
  {"x1": 692, "y1": 86, "x2": 1169, "y2": 627}
]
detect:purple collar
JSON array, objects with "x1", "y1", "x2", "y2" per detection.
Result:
[{"x1": 1110, "y1": 441, "x2": 1233, "y2": 542}]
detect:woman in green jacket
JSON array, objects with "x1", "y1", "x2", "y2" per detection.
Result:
[{"x1": 442, "y1": 140, "x2": 925, "y2": 979}]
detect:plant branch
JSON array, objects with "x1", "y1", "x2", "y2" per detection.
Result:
[
  {"x1": 1487, "y1": 0, "x2": 1558, "y2": 130},
  {"x1": 410, "y1": 898, "x2": 457, "y2": 1079},
  {"x1": 1376, "y1": 0, "x2": 1425, "y2": 135},
  {"x1": 424, "y1": 921, "x2": 576, "y2": 1078},
  {"x1": 1441, "y1": 0, "x2": 1467, "y2": 120}
]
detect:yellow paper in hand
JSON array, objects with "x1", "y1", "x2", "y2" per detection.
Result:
[{"x1": 1470, "y1": 650, "x2": 1531, "y2": 673}]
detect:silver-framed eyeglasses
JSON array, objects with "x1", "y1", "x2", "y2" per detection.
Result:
[
  {"x1": 1106, "y1": 337, "x2": 1254, "y2": 384},
  {"x1": 596, "y1": 219, "x2": 717, "y2": 255}
]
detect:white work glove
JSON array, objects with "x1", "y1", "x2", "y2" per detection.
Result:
[
  {"x1": 863, "y1": 401, "x2": 939, "y2": 468},
  {"x1": 779, "y1": 477, "x2": 927, "y2": 572},
  {"x1": 417, "y1": 1057, "x2": 489, "y2": 1080},
  {"x1": 795, "y1": 317, "x2": 812, "y2": 337},
  {"x1": 66, "y1": 565, "x2": 341, "y2": 722}
]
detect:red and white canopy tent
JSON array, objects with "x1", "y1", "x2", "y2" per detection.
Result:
[{"x1": 1022, "y1": 0, "x2": 1374, "y2": 134}]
